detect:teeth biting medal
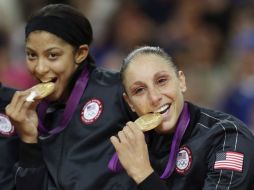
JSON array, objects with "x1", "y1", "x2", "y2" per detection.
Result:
[
  {"x1": 26, "y1": 82, "x2": 56, "y2": 102},
  {"x1": 134, "y1": 112, "x2": 162, "y2": 131}
]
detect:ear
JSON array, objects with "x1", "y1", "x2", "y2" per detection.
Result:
[
  {"x1": 75, "y1": 44, "x2": 89, "y2": 64},
  {"x1": 123, "y1": 92, "x2": 136, "y2": 112},
  {"x1": 178, "y1": 71, "x2": 187, "y2": 93}
]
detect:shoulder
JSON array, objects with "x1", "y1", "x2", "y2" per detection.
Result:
[
  {"x1": 201, "y1": 107, "x2": 248, "y2": 132},
  {"x1": 0, "y1": 84, "x2": 16, "y2": 97},
  {"x1": 188, "y1": 102, "x2": 254, "y2": 139},
  {"x1": 0, "y1": 84, "x2": 16, "y2": 109},
  {"x1": 189, "y1": 102, "x2": 248, "y2": 129},
  {"x1": 90, "y1": 67, "x2": 121, "y2": 86}
]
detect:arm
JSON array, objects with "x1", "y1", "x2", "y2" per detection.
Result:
[
  {"x1": 0, "y1": 85, "x2": 17, "y2": 190},
  {"x1": 203, "y1": 121, "x2": 254, "y2": 189},
  {"x1": 0, "y1": 136, "x2": 18, "y2": 190},
  {"x1": 15, "y1": 142, "x2": 49, "y2": 190},
  {"x1": 5, "y1": 90, "x2": 39, "y2": 143},
  {"x1": 110, "y1": 122, "x2": 169, "y2": 190},
  {"x1": 5, "y1": 91, "x2": 50, "y2": 189},
  {"x1": 138, "y1": 172, "x2": 169, "y2": 190}
]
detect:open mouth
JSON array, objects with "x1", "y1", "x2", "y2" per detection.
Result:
[
  {"x1": 155, "y1": 104, "x2": 171, "y2": 114},
  {"x1": 40, "y1": 77, "x2": 57, "y2": 84}
]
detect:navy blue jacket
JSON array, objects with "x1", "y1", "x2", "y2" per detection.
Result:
[
  {"x1": 139, "y1": 102, "x2": 254, "y2": 190},
  {"x1": 14, "y1": 67, "x2": 138, "y2": 190}
]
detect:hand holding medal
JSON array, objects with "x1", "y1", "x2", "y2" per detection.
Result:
[{"x1": 5, "y1": 82, "x2": 56, "y2": 143}]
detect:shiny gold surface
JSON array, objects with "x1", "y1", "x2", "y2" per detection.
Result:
[
  {"x1": 31, "y1": 82, "x2": 55, "y2": 99},
  {"x1": 134, "y1": 113, "x2": 162, "y2": 131}
]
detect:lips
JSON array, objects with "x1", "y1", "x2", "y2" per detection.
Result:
[
  {"x1": 40, "y1": 77, "x2": 57, "y2": 83},
  {"x1": 155, "y1": 104, "x2": 171, "y2": 114}
]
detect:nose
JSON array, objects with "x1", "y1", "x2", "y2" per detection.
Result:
[
  {"x1": 34, "y1": 58, "x2": 49, "y2": 75},
  {"x1": 148, "y1": 87, "x2": 162, "y2": 107}
]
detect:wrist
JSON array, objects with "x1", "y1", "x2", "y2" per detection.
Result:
[
  {"x1": 19, "y1": 141, "x2": 43, "y2": 168},
  {"x1": 131, "y1": 167, "x2": 154, "y2": 184},
  {"x1": 21, "y1": 135, "x2": 38, "y2": 143}
]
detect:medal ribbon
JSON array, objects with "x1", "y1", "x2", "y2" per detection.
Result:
[
  {"x1": 38, "y1": 67, "x2": 89, "y2": 135},
  {"x1": 108, "y1": 103, "x2": 190, "y2": 179},
  {"x1": 160, "y1": 102, "x2": 190, "y2": 178}
]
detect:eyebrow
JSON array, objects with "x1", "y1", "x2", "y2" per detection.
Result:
[
  {"x1": 25, "y1": 47, "x2": 62, "y2": 52},
  {"x1": 131, "y1": 81, "x2": 144, "y2": 86}
]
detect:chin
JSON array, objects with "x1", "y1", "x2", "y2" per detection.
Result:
[
  {"x1": 46, "y1": 92, "x2": 59, "y2": 101},
  {"x1": 45, "y1": 96, "x2": 55, "y2": 101},
  {"x1": 155, "y1": 122, "x2": 176, "y2": 134}
]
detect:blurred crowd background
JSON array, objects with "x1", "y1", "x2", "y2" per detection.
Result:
[{"x1": 0, "y1": 0, "x2": 254, "y2": 132}]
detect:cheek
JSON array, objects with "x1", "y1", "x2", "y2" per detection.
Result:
[
  {"x1": 53, "y1": 60, "x2": 75, "y2": 75},
  {"x1": 63, "y1": 57, "x2": 77, "y2": 71},
  {"x1": 163, "y1": 83, "x2": 180, "y2": 99},
  {"x1": 58, "y1": 67, "x2": 78, "y2": 87},
  {"x1": 26, "y1": 62, "x2": 35, "y2": 74},
  {"x1": 132, "y1": 98, "x2": 150, "y2": 115}
]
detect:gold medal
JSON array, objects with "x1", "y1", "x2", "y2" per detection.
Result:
[
  {"x1": 134, "y1": 112, "x2": 162, "y2": 131},
  {"x1": 26, "y1": 82, "x2": 56, "y2": 102}
]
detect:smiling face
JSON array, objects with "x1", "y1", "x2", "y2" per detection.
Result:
[
  {"x1": 123, "y1": 54, "x2": 187, "y2": 134},
  {"x1": 25, "y1": 31, "x2": 83, "y2": 101}
]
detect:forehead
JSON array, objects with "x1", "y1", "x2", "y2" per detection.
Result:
[
  {"x1": 26, "y1": 31, "x2": 67, "y2": 47},
  {"x1": 125, "y1": 54, "x2": 173, "y2": 75},
  {"x1": 123, "y1": 54, "x2": 175, "y2": 85}
]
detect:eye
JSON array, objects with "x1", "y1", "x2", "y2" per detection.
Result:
[
  {"x1": 133, "y1": 87, "x2": 145, "y2": 95},
  {"x1": 26, "y1": 51, "x2": 37, "y2": 60},
  {"x1": 48, "y1": 53, "x2": 59, "y2": 60},
  {"x1": 157, "y1": 77, "x2": 168, "y2": 85}
]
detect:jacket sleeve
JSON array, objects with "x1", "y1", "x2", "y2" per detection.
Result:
[
  {"x1": 0, "y1": 136, "x2": 18, "y2": 190},
  {"x1": 15, "y1": 141, "x2": 50, "y2": 190},
  {"x1": 203, "y1": 120, "x2": 254, "y2": 190},
  {"x1": 0, "y1": 85, "x2": 18, "y2": 190},
  {"x1": 137, "y1": 172, "x2": 169, "y2": 190}
]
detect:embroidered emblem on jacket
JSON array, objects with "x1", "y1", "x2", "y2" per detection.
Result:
[
  {"x1": 0, "y1": 113, "x2": 15, "y2": 136},
  {"x1": 176, "y1": 146, "x2": 192, "y2": 175},
  {"x1": 214, "y1": 151, "x2": 244, "y2": 172},
  {"x1": 81, "y1": 99, "x2": 103, "y2": 124}
]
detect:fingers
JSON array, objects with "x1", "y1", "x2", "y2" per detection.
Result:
[
  {"x1": 110, "y1": 126, "x2": 133, "y2": 152},
  {"x1": 110, "y1": 122, "x2": 153, "y2": 184},
  {"x1": 120, "y1": 125, "x2": 135, "y2": 145},
  {"x1": 6, "y1": 91, "x2": 33, "y2": 121},
  {"x1": 6, "y1": 91, "x2": 22, "y2": 118},
  {"x1": 110, "y1": 122, "x2": 145, "y2": 149},
  {"x1": 122, "y1": 125, "x2": 135, "y2": 143},
  {"x1": 126, "y1": 121, "x2": 145, "y2": 141},
  {"x1": 110, "y1": 136, "x2": 120, "y2": 151}
]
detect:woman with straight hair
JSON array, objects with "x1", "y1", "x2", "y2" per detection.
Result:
[{"x1": 110, "y1": 46, "x2": 254, "y2": 190}]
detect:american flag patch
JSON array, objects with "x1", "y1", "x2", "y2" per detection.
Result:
[
  {"x1": 214, "y1": 151, "x2": 244, "y2": 172},
  {"x1": 177, "y1": 152, "x2": 187, "y2": 160}
]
